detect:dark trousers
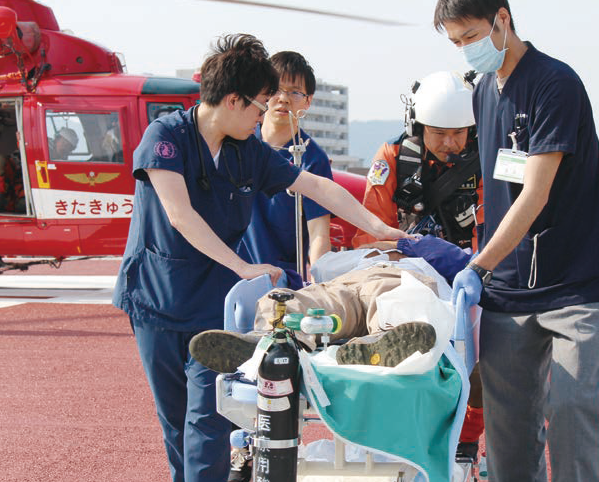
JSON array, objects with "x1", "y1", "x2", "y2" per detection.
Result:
[
  {"x1": 132, "y1": 318, "x2": 231, "y2": 482},
  {"x1": 480, "y1": 303, "x2": 599, "y2": 482}
]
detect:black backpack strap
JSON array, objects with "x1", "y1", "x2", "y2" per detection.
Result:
[{"x1": 423, "y1": 151, "x2": 480, "y2": 215}]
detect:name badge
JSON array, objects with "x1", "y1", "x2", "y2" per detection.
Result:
[{"x1": 493, "y1": 148, "x2": 528, "y2": 184}]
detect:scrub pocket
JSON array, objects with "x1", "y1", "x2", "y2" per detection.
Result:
[
  {"x1": 226, "y1": 189, "x2": 254, "y2": 234},
  {"x1": 128, "y1": 248, "x2": 205, "y2": 322},
  {"x1": 515, "y1": 227, "x2": 567, "y2": 289}
]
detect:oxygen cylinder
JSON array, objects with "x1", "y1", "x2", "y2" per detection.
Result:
[{"x1": 253, "y1": 328, "x2": 301, "y2": 482}]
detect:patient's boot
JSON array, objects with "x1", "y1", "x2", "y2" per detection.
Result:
[
  {"x1": 335, "y1": 322, "x2": 436, "y2": 367},
  {"x1": 189, "y1": 330, "x2": 262, "y2": 373}
]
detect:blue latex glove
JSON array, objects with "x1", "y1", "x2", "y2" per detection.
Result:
[{"x1": 451, "y1": 267, "x2": 482, "y2": 307}]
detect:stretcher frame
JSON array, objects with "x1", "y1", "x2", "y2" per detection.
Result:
[{"x1": 217, "y1": 272, "x2": 478, "y2": 481}]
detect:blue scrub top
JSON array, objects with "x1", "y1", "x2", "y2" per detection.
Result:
[
  {"x1": 475, "y1": 43, "x2": 599, "y2": 312},
  {"x1": 112, "y1": 108, "x2": 301, "y2": 331},
  {"x1": 237, "y1": 127, "x2": 332, "y2": 271}
]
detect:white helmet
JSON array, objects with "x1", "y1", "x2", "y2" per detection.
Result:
[
  {"x1": 57, "y1": 127, "x2": 79, "y2": 148},
  {"x1": 405, "y1": 71, "x2": 475, "y2": 136}
]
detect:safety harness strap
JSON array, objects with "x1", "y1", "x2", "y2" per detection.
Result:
[
  {"x1": 423, "y1": 153, "x2": 479, "y2": 216},
  {"x1": 392, "y1": 133, "x2": 423, "y2": 208}
]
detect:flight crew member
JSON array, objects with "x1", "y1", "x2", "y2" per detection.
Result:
[
  {"x1": 0, "y1": 153, "x2": 11, "y2": 210},
  {"x1": 436, "y1": 1, "x2": 599, "y2": 481},
  {"x1": 237, "y1": 51, "x2": 333, "y2": 275},
  {"x1": 112, "y1": 34, "x2": 409, "y2": 482},
  {"x1": 352, "y1": 70, "x2": 484, "y2": 462},
  {"x1": 0, "y1": 130, "x2": 26, "y2": 214},
  {"x1": 352, "y1": 70, "x2": 482, "y2": 251},
  {"x1": 0, "y1": 152, "x2": 24, "y2": 213},
  {"x1": 49, "y1": 127, "x2": 79, "y2": 160}
]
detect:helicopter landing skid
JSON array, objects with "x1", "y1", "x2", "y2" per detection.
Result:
[{"x1": 0, "y1": 256, "x2": 67, "y2": 274}]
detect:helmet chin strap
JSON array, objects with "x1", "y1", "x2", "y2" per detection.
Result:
[
  {"x1": 446, "y1": 141, "x2": 478, "y2": 164},
  {"x1": 425, "y1": 147, "x2": 445, "y2": 164}
]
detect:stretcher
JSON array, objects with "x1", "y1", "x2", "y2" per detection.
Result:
[{"x1": 216, "y1": 262, "x2": 479, "y2": 482}]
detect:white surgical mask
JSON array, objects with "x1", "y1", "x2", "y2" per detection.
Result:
[{"x1": 459, "y1": 14, "x2": 508, "y2": 73}]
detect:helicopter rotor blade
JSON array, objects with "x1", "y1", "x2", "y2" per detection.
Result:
[{"x1": 199, "y1": 0, "x2": 412, "y2": 26}]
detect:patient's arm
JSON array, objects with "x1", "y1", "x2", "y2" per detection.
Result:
[
  {"x1": 357, "y1": 241, "x2": 407, "y2": 262},
  {"x1": 358, "y1": 240, "x2": 399, "y2": 251}
]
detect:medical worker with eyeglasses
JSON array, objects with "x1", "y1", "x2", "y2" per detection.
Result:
[{"x1": 112, "y1": 33, "x2": 409, "y2": 482}]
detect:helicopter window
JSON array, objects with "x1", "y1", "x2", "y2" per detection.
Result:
[
  {"x1": 147, "y1": 103, "x2": 184, "y2": 123},
  {"x1": 45, "y1": 111, "x2": 124, "y2": 164}
]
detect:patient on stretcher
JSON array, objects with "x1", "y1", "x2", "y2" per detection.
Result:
[
  {"x1": 190, "y1": 265, "x2": 438, "y2": 373},
  {"x1": 191, "y1": 237, "x2": 483, "y2": 477}
]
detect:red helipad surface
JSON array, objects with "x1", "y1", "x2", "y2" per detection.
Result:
[
  {"x1": 0, "y1": 259, "x2": 170, "y2": 482},
  {"x1": 0, "y1": 301, "x2": 170, "y2": 482}
]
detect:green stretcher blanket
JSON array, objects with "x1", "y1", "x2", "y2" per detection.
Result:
[{"x1": 306, "y1": 354, "x2": 462, "y2": 482}]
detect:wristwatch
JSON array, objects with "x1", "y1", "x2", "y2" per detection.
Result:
[{"x1": 467, "y1": 262, "x2": 493, "y2": 285}]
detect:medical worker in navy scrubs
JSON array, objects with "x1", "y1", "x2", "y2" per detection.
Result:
[
  {"x1": 237, "y1": 51, "x2": 333, "y2": 276},
  {"x1": 112, "y1": 34, "x2": 409, "y2": 482},
  {"x1": 435, "y1": 1, "x2": 599, "y2": 481}
]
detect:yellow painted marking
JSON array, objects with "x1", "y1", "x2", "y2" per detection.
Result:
[{"x1": 35, "y1": 160, "x2": 50, "y2": 188}]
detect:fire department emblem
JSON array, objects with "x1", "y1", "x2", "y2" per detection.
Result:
[{"x1": 367, "y1": 160, "x2": 389, "y2": 185}]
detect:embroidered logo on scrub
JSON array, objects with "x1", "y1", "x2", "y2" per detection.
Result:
[
  {"x1": 367, "y1": 160, "x2": 390, "y2": 185},
  {"x1": 153, "y1": 141, "x2": 177, "y2": 159}
]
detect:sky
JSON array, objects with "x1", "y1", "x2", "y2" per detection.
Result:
[{"x1": 40, "y1": 0, "x2": 599, "y2": 122}]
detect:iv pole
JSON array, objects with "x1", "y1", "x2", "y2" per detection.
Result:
[{"x1": 287, "y1": 109, "x2": 309, "y2": 282}]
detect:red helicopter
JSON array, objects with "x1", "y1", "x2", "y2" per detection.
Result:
[{"x1": 0, "y1": 0, "x2": 367, "y2": 270}]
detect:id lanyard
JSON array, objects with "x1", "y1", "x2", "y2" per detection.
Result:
[{"x1": 493, "y1": 114, "x2": 529, "y2": 184}]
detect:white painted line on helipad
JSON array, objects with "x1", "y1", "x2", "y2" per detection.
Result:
[{"x1": 0, "y1": 275, "x2": 117, "y2": 289}]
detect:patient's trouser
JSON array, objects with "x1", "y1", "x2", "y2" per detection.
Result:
[
  {"x1": 254, "y1": 266, "x2": 437, "y2": 344},
  {"x1": 479, "y1": 303, "x2": 599, "y2": 482}
]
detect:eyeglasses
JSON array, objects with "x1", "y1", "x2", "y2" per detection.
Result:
[
  {"x1": 275, "y1": 89, "x2": 308, "y2": 102},
  {"x1": 243, "y1": 95, "x2": 268, "y2": 114}
]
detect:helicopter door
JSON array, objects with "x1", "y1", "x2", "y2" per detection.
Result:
[
  {"x1": 32, "y1": 102, "x2": 135, "y2": 224},
  {"x1": 0, "y1": 98, "x2": 30, "y2": 217}
]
